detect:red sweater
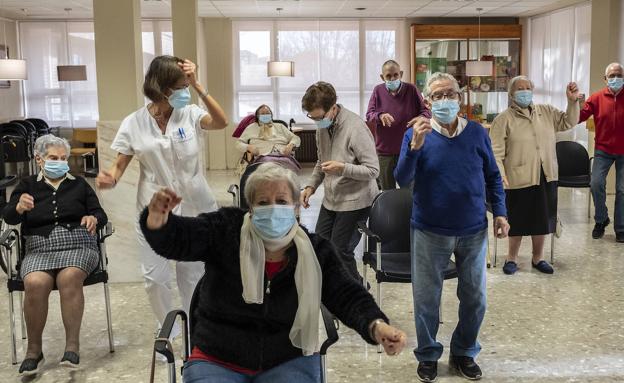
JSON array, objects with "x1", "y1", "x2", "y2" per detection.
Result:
[{"x1": 579, "y1": 87, "x2": 624, "y2": 155}]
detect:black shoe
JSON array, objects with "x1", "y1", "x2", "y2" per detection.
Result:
[
  {"x1": 449, "y1": 355, "x2": 482, "y2": 380},
  {"x1": 60, "y1": 351, "x2": 80, "y2": 368},
  {"x1": 592, "y1": 218, "x2": 610, "y2": 239},
  {"x1": 19, "y1": 353, "x2": 44, "y2": 376},
  {"x1": 532, "y1": 260, "x2": 554, "y2": 274},
  {"x1": 502, "y1": 261, "x2": 518, "y2": 275},
  {"x1": 417, "y1": 361, "x2": 438, "y2": 382},
  {"x1": 616, "y1": 232, "x2": 624, "y2": 243}
]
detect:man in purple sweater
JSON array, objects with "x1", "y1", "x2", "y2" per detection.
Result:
[{"x1": 366, "y1": 60, "x2": 431, "y2": 190}]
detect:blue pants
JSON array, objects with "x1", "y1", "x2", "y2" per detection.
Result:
[
  {"x1": 183, "y1": 354, "x2": 321, "y2": 383},
  {"x1": 591, "y1": 149, "x2": 624, "y2": 233},
  {"x1": 411, "y1": 228, "x2": 487, "y2": 362}
]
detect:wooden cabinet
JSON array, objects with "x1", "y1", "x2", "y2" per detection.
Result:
[{"x1": 411, "y1": 24, "x2": 522, "y2": 122}]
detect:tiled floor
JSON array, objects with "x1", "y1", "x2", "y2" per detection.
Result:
[{"x1": 0, "y1": 168, "x2": 623, "y2": 382}]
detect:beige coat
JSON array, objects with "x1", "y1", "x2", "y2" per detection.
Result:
[
  {"x1": 489, "y1": 101, "x2": 579, "y2": 189},
  {"x1": 307, "y1": 105, "x2": 380, "y2": 211},
  {"x1": 236, "y1": 122, "x2": 301, "y2": 155}
]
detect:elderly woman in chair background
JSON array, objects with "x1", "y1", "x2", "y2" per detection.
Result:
[
  {"x1": 236, "y1": 104, "x2": 301, "y2": 158},
  {"x1": 141, "y1": 162, "x2": 405, "y2": 383},
  {"x1": 2, "y1": 134, "x2": 108, "y2": 376}
]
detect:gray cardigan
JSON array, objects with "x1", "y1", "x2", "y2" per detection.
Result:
[{"x1": 306, "y1": 105, "x2": 380, "y2": 211}]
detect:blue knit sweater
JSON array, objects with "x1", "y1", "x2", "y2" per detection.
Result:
[{"x1": 394, "y1": 121, "x2": 506, "y2": 236}]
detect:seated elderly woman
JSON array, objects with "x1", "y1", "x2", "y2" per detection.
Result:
[
  {"x1": 2, "y1": 134, "x2": 108, "y2": 376},
  {"x1": 141, "y1": 162, "x2": 406, "y2": 383},
  {"x1": 236, "y1": 104, "x2": 301, "y2": 158}
]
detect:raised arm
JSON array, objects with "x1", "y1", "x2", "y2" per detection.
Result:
[
  {"x1": 139, "y1": 188, "x2": 241, "y2": 263},
  {"x1": 96, "y1": 153, "x2": 133, "y2": 190},
  {"x1": 552, "y1": 82, "x2": 580, "y2": 132},
  {"x1": 579, "y1": 94, "x2": 595, "y2": 123}
]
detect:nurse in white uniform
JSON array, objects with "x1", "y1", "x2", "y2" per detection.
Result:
[{"x1": 96, "y1": 56, "x2": 228, "y2": 331}]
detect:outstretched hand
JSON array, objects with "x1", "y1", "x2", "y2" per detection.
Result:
[
  {"x1": 146, "y1": 188, "x2": 182, "y2": 230},
  {"x1": 374, "y1": 322, "x2": 407, "y2": 356}
]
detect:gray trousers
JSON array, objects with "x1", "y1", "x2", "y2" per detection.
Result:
[{"x1": 377, "y1": 154, "x2": 399, "y2": 191}]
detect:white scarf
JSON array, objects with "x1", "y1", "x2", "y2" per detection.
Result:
[{"x1": 239, "y1": 213, "x2": 322, "y2": 356}]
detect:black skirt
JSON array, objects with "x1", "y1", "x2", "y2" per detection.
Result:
[{"x1": 505, "y1": 169, "x2": 557, "y2": 236}]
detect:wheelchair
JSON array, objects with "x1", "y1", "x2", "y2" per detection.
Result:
[
  {"x1": 0, "y1": 221, "x2": 116, "y2": 365},
  {"x1": 151, "y1": 161, "x2": 340, "y2": 382}
]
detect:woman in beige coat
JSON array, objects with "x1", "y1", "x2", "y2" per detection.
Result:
[{"x1": 490, "y1": 76, "x2": 580, "y2": 275}]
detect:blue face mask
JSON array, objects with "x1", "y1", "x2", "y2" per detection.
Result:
[
  {"x1": 385, "y1": 79, "x2": 401, "y2": 92},
  {"x1": 315, "y1": 117, "x2": 333, "y2": 129},
  {"x1": 258, "y1": 114, "x2": 272, "y2": 124},
  {"x1": 167, "y1": 87, "x2": 191, "y2": 109},
  {"x1": 251, "y1": 205, "x2": 297, "y2": 239},
  {"x1": 44, "y1": 160, "x2": 70, "y2": 179},
  {"x1": 431, "y1": 100, "x2": 460, "y2": 125},
  {"x1": 607, "y1": 77, "x2": 624, "y2": 92},
  {"x1": 514, "y1": 90, "x2": 533, "y2": 108}
]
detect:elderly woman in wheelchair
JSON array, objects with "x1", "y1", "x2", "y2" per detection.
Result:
[
  {"x1": 141, "y1": 162, "x2": 406, "y2": 382},
  {"x1": 235, "y1": 105, "x2": 301, "y2": 173},
  {"x1": 2, "y1": 134, "x2": 108, "y2": 376}
]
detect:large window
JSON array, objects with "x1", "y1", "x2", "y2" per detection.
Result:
[
  {"x1": 21, "y1": 22, "x2": 98, "y2": 128},
  {"x1": 233, "y1": 20, "x2": 403, "y2": 123},
  {"x1": 20, "y1": 20, "x2": 173, "y2": 127}
]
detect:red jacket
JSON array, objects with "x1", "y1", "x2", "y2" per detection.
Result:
[{"x1": 579, "y1": 87, "x2": 624, "y2": 155}]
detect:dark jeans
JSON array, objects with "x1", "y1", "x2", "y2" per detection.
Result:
[
  {"x1": 315, "y1": 205, "x2": 370, "y2": 280},
  {"x1": 377, "y1": 154, "x2": 399, "y2": 191},
  {"x1": 591, "y1": 149, "x2": 624, "y2": 233}
]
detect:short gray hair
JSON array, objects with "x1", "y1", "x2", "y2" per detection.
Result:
[
  {"x1": 508, "y1": 75, "x2": 534, "y2": 96},
  {"x1": 605, "y1": 62, "x2": 624, "y2": 75},
  {"x1": 423, "y1": 72, "x2": 461, "y2": 98},
  {"x1": 244, "y1": 162, "x2": 300, "y2": 207},
  {"x1": 34, "y1": 134, "x2": 71, "y2": 158}
]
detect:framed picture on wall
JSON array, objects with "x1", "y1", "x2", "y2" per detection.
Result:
[{"x1": 0, "y1": 45, "x2": 10, "y2": 89}]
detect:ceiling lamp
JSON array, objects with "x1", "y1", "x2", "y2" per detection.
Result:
[
  {"x1": 267, "y1": 61, "x2": 295, "y2": 77},
  {"x1": 57, "y1": 65, "x2": 87, "y2": 81},
  {"x1": 465, "y1": 8, "x2": 492, "y2": 77},
  {"x1": 0, "y1": 0, "x2": 27, "y2": 80}
]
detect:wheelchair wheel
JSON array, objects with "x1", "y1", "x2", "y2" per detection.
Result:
[{"x1": 0, "y1": 244, "x2": 8, "y2": 275}]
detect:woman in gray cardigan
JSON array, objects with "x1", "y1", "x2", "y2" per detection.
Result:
[{"x1": 300, "y1": 81, "x2": 380, "y2": 281}]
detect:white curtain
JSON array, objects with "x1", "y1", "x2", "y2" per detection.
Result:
[{"x1": 528, "y1": 3, "x2": 591, "y2": 143}]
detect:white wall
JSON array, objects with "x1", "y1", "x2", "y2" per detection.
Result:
[{"x1": 0, "y1": 19, "x2": 24, "y2": 121}]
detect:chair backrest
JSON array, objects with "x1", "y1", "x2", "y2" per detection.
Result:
[
  {"x1": 232, "y1": 114, "x2": 256, "y2": 138},
  {"x1": 73, "y1": 128, "x2": 97, "y2": 144},
  {"x1": 556, "y1": 141, "x2": 590, "y2": 177},
  {"x1": 368, "y1": 188, "x2": 412, "y2": 253},
  {"x1": 238, "y1": 162, "x2": 263, "y2": 211}
]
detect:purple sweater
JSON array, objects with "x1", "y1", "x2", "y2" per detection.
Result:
[{"x1": 366, "y1": 82, "x2": 431, "y2": 155}]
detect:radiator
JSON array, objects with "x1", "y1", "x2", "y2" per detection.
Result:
[{"x1": 295, "y1": 130, "x2": 318, "y2": 163}]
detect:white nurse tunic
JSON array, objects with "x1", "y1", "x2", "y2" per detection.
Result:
[{"x1": 112, "y1": 104, "x2": 217, "y2": 329}]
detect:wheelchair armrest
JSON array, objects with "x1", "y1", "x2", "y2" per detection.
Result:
[
  {"x1": 155, "y1": 309, "x2": 189, "y2": 363},
  {"x1": 81, "y1": 151, "x2": 96, "y2": 158},
  {"x1": 0, "y1": 228, "x2": 18, "y2": 250},
  {"x1": 319, "y1": 305, "x2": 339, "y2": 355},
  {"x1": 0, "y1": 175, "x2": 17, "y2": 190},
  {"x1": 98, "y1": 222, "x2": 114, "y2": 242},
  {"x1": 357, "y1": 220, "x2": 380, "y2": 242},
  {"x1": 227, "y1": 184, "x2": 239, "y2": 196}
]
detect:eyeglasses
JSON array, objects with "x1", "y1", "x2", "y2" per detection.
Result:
[
  {"x1": 306, "y1": 110, "x2": 329, "y2": 121},
  {"x1": 430, "y1": 92, "x2": 460, "y2": 101},
  {"x1": 606, "y1": 74, "x2": 623, "y2": 79}
]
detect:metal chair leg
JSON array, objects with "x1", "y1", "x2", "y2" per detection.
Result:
[
  {"x1": 588, "y1": 190, "x2": 592, "y2": 220},
  {"x1": 550, "y1": 234, "x2": 555, "y2": 265},
  {"x1": 19, "y1": 291, "x2": 26, "y2": 339},
  {"x1": 493, "y1": 235, "x2": 498, "y2": 267},
  {"x1": 103, "y1": 283, "x2": 115, "y2": 353},
  {"x1": 362, "y1": 264, "x2": 367, "y2": 288},
  {"x1": 439, "y1": 295, "x2": 444, "y2": 324},
  {"x1": 8, "y1": 291, "x2": 17, "y2": 365},
  {"x1": 321, "y1": 354, "x2": 328, "y2": 383},
  {"x1": 377, "y1": 282, "x2": 382, "y2": 354}
]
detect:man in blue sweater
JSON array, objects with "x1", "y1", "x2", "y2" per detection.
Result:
[{"x1": 394, "y1": 73, "x2": 509, "y2": 382}]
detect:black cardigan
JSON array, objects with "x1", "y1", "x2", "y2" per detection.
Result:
[
  {"x1": 2, "y1": 174, "x2": 108, "y2": 236},
  {"x1": 139, "y1": 207, "x2": 388, "y2": 371}
]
